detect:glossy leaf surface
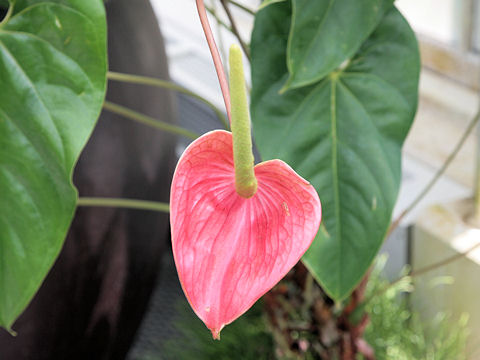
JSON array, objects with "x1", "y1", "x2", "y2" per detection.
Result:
[
  {"x1": 251, "y1": 2, "x2": 419, "y2": 300},
  {"x1": 170, "y1": 130, "x2": 321, "y2": 338},
  {"x1": 284, "y1": 0, "x2": 394, "y2": 90},
  {"x1": 0, "y1": 0, "x2": 106, "y2": 329}
]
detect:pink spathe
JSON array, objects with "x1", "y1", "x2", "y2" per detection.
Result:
[{"x1": 170, "y1": 130, "x2": 321, "y2": 339}]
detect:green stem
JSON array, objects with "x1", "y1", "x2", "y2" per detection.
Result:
[
  {"x1": 228, "y1": 0, "x2": 255, "y2": 15},
  {"x1": 210, "y1": 0, "x2": 228, "y2": 69},
  {"x1": 103, "y1": 101, "x2": 199, "y2": 140},
  {"x1": 205, "y1": 4, "x2": 232, "y2": 32},
  {"x1": 475, "y1": 104, "x2": 480, "y2": 222},
  {"x1": 388, "y1": 109, "x2": 480, "y2": 236},
  {"x1": 107, "y1": 71, "x2": 229, "y2": 129},
  {"x1": 0, "y1": 0, "x2": 14, "y2": 29},
  {"x1": 77, "y1": 197, "x2": 170, "y2": 212},
  {"x1": 229, "y1": 44, "x2": 257, "y2": 198},
  {"x1": 220, "y1": 0, "x2": 251, "y2": 60},
  {"x1": 368, "y1": 241, "x2": 480, "y2": 303}
]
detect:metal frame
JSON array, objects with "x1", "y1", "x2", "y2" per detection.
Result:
[
  {"x1": 412, "y1": 0, "x2": 480, "y2": 91},
  {"x1": 453, "y1": 0, "x2": 475, "y2": 51},
  {"x1": 419, "y1": 36, "x2": 480, "y2": 91},
  {"x1": 473, "y1": 0, "x2": 480, "y2": 52}
]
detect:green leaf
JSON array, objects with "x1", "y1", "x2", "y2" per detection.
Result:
[
  {"x1": 251, "y1": 2, "x2": 419, "y2": 300},
  {"x1": 283, "y1": 0, "x2": 394, "y2": 90},
  {"x1": 0, "y1": 0, "x2": 106, "y2": 329},
  {"x1": 258, "y1": 0, "x2": 286, "y2": 11}
]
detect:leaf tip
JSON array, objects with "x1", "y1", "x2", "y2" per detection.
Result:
[
  {"x1": 279, "y1": 73, "x2": 301, "y2": 94},
  {"x1": 258, "y1": 0, "x2": 287, "y2": 11},
  {"x1": 2, "y1": 325, "x2": 17, "y2": 337},
  {"x1": 278, "y1": 83, "x2": 289, "y2": 95},
  {"x1": 279, "y1": 72, "x2": 297, "y2": 94}
]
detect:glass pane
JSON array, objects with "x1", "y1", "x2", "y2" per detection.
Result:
[{"x1": 396, "y1": 0, "x2": 457, "y2": 45}]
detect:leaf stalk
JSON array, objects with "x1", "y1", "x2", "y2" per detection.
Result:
[
  {"x1": 107, "y1": 71, "x2": 229, "y2": 129},
  {"x1": 103, "y1": 101, "x2": 199, "y2": 140},
  {"x1": 77, "y1": 197, "x2": 170, "y2": 212}
]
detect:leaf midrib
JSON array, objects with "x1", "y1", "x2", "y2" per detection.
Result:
[{"x1": 329, "y1": 78, "x2": 342, "y2": 295}]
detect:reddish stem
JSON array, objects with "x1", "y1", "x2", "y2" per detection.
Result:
[
  {"x1": 196, "y1": 0, "x2": 232, "y2": 123},
  {"x1": 339, "y1": 270, "x2": 372, "y2": 360},
  {"x1": 356, "y1": 338, "x2": 375, "y2": 360}
]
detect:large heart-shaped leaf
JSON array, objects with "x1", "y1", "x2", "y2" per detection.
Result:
[
  {"x1": 251, "y1": 2, "x2": 419, "y2": 300},
  {"x1": 0, "y1": 0, "x2": 106, "y2": 329},
  {"x1": 284, "y1": 0, "x2": 394, "y2": 90}
]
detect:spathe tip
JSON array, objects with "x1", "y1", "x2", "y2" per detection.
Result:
[{"x1": 210, "y1": 325, "x2": 224, "y2": 340}]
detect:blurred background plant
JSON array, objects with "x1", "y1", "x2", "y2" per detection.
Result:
[
  {"x1": 135, "y1": 257, "x2": 470, "y2": 360},
  {"x1": 363, "y1": 257, "x2": 470, "y2": 360}
]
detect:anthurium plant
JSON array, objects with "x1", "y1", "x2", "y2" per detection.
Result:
[
  {"x1": 170, "y1": 43, "x2": 321, "y2": 339},
  {"x1": 0, "y1": 0, "x2": 420, "y2": 356}
]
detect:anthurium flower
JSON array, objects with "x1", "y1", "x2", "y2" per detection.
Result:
[{"x1": 170, "y1": 45, "x2": 321, "y2": 339}]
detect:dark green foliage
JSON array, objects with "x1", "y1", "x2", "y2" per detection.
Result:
[
  {"x1": 285, "y1": 0, "x2": 394, "y2": 89},
  {"x1": 250, "y1": 1, "x2": 420, "y2": 300},
  {"x1": 0, "y1": 0, "x2": 107, "y2": 329},
  {"x1": 158, "y1": 301, "x2": 274, "y2": 360}
]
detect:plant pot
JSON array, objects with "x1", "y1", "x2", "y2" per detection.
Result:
[{"x1": 412, "y1": 198, "x2": 480, "y2": 358}]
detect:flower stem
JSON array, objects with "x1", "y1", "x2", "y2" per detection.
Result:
[
  {"x1": 229, "y1": 44, "x2": 257, "y2": 198},
  {"x1": 196, "y1": 0, "x2": 232, "y2": 123},
  {"x1": 368, "y1": 241, "x2": 480, "y2": 303},
  {"x1": 77, "y1": 197, "x2": 170, "y2": 212},
  {"x1": 107, "y1": 71, "x2": 229, "y2": 129},
  {"x1": 103, "y1": 101, "x2": 199, "y2": 140}
]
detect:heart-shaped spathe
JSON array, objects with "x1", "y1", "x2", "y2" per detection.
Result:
[{"x1": 170, "y1": 130, "x2": 321, "y2": 338}]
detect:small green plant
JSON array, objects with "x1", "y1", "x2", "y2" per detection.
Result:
[
  {"x1": 147, "y1": 256, "x2": 470, "y2": 360},
  {"x1": 363, "y1": 256, "x2": 470, "y2": 360}
]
